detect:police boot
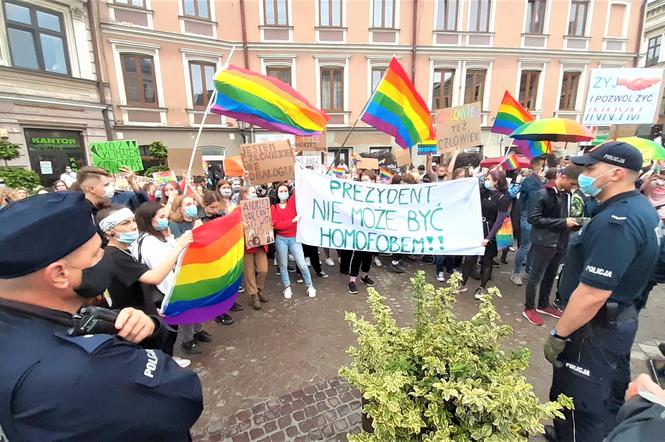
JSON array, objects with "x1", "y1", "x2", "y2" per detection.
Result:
[
  {"x1": 251, "y1": 294, "x2": 262, "y2": 310},
  {"x1": 181, "y1": 339, "x2": 202, "y2": 355}
]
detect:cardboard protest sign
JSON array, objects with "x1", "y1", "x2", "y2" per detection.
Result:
[
  {"x1": 153, "y1": 170, "x2": 177, "y2": 185},
  {"x1": 240, "y1": 198, "x2": 275, "y2": 248},
  {"x1": 90, "y1": 140, "x2": 144, "y2": 173},
  {"x1": 583, "y1": 68, "x2": 664, "y2": 125},
  {"x1": 240, "y1": 140, "x2": 295, "y2": 185},
  {"x1": 113, "y1": 174, "x2": 153, "y2": 191},
  {"x1": 435, "y1": 102, "x2": 482, "y2": 152},
  {"x1": 223, "y1": 156, "x2": 245, "y2": 177},
  {"x1": 356, "y1": 157, "x2": 379, "y2": 170},
  {"x1": 294, "y1": 132, "x2": 327, "y2": 152},
  {"x1": 295, "y1": 168, "x2": 484, "y2": 255},
  {"x1": 394, "y1": 148, "x2": 411, "y2": 167},
  {"x1": 295, "y1": 155, "x2": 323, "y2": 173}
]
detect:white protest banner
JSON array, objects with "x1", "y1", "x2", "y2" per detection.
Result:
[
  {"x1": 295, "y1": 155, "x2": 323, "y2": 173},
  {"x1": 583, "y1": 68, "x2": 664, "y2": 125},
  {"x1": 295, "y1": 168, "x2": 484, "y2": 255}
]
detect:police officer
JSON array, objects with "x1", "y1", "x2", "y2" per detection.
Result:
[
  {"x1": 0, "y1": 192, "x2": 203, "y2": 441},
  {"x1": 543, "y1": 141, "x2": 660, "y2": 442}
]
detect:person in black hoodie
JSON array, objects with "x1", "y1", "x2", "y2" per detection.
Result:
[{"x1": 522, "y1": 165, "x2": 580, "y2": 326}]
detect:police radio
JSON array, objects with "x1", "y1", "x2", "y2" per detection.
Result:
[{"x1": 68, "y1": 306, "x2": 118, "y2": 336}]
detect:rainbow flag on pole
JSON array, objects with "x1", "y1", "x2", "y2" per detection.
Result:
[
  {"x1": 502, "y1": 153, "x2": 520, "y2": 171},
  {"x1": 328, "y1": 166, "x2": 346, "y2": 178},
  {"x1": 162, "y1": 210, "x2": 244, "y2": 325},
  {"x1": 211, "y1": 65, "x2": 329, "y2": 135},
  {"x1": 492, "y1": 91, "x2": 550, "y2": 159},
  {"x1": 379, "y1": 167, "x2": 394, "y2": 181},
  {"x1": 361, "y1": 58, "x2": 434, "y2": 149}
]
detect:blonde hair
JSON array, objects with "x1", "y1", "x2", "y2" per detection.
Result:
[{"x1": 169, "y1": 194, "x2": 196, "y2": 223}]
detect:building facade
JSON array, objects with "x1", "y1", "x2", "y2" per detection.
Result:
[{"x1": 639, "y1": 0, "x2": 665, "y2": 125}]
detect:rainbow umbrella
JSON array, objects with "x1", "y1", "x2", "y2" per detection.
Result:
[
  {"x1": 614, "y1": 137, "x2": 665, "y2": 164},
  {"x1": 510, "y1": 117, "x2": 594, "y2": 143}
]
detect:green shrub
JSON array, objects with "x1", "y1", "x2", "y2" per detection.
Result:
[
  {"x1": 0, "y1": 167, "x2": 40, "y2": 190},
  {"x1": 143, "y1": 165, "x2": 169, "y2": 177},
  {"x1": 0, "y1": 140, "x2": 21, "y2": 166},
  {"x1": 339, "y1": 271, "x2": 572, "y2": 441},
  {"x1": 147, "y1": 141, "x2": 168, "y2": 159}
]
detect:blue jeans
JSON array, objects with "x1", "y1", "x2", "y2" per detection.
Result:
[
  {"x1": 275, "y1": 235, "x2": 313, "y2": 288},
  {"x1": 513, "y1": 216, "x2": 533, "y2": 274}
]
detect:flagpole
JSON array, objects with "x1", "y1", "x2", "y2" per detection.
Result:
[{"x1": 184, "y1": 46, "x2": 235, "y2": 192}]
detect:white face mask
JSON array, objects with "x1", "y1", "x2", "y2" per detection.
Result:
[{"x1": 103, "y1": 184, "x2": 115, "y2": 199}]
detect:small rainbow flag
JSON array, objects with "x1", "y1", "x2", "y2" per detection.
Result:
[
  {"x1": 492, "y1": 90, "x2": 550, "y2": 159},
  {"x1": 496, "y1": 218, "x2": 514, "y2": 251},
  {"x1": 211, "y1": 65, "x2": 329, "y2": 135},
  {"x1": 379, "y1": 167, "x2": 394, "y2": 181},
  {"x1": 162, "y1": 210, "x2": 244, "y2": 325},
  {"x1": 503, "y1": 153, "x2": 520, "y2": 171},
  {"x1": 361, "y1": 58, "x2": 435, "y2": 149},
  {"x1": 328, "y1": 166, "x2": 345, "y2": 178}
]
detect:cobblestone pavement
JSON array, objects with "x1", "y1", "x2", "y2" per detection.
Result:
[{"x1": 184, "y1": 254, "x2": 665, "y2": 441}]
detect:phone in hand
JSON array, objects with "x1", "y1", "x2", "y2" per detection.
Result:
[{"x1": 649, "y1": 359, "x2": 665, "y2": 388}]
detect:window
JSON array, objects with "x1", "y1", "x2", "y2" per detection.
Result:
[
  {"x1": 567, "y1": 0, "x2": 588, "y2": 36},
  {"x1": 559, "y1": 72, "x2": 580, "y2": 110},
  {"x1": 264, "y1": 0, "x2": 288, "y2": 26},
  {"x1": 464, "y1": 69, "x2": 486, "y2": 105},
  {"x1": 320, "y1": 67, "x2": 344, "y2": 112},
  {"x1": 372, "y1": 0, "x2": 395, "y2": 28},
  {"x1": 189, "y1": 61, "x2": 215, "y2": 108},
  {"x1": 647, "y1": 36, "x2": 662, "y2": 67},
  {"x1": 469, "y1": 0, "x2": 491, "y2": 32},
  {"x1": 121, "y1": 54, "x2": 158, "y2": 106},
  {"x1": 519, "y1": 70, "x2": 540, "y2": 110},
  {"x1": 4, "y1": 1, "x2": 70, "y2": 75},
  {"x1": 432, "y1": 68, "x2": 455, "y2": 110},
  {"x1": 114, "y1": 0, "x2": 146, "y2": 8},
  {"x1": 436, "y1": 0, "x2": 457, "y2": 31},
  {"x1": 371, "y1": 67, "x2": 386, "y2": 92},
  {"x1": 266, "y1": 66, "x2": 292, "y2": 86},
  {"x1": 182, "y1": 0, "x2": 210, "y2": 19},
  {"x1": 319, "y1": 0, "x2": 342, "y2": 27},
  {"x1": 526, "y1": 0, "x2": 546, "y2": 34}
]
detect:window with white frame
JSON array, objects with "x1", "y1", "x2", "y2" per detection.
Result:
[
  {"x1": 266, "y1": 66, "x2": 292, "y2": 86},
  {"x1": 321, "y1": 66, "x2": 344, "y2": 112},
  {"x1": 114, "y1": 0, "x2": 146, "y2": 8},
  {"x1": 568, "y1": 0, "x2": 588, "y2": 36},
  {"x1": 372, "y1": 0, "x2": 395, "y2": 29},
  {"x1": 519, "y1": 70, "x2": 540, "y2": 110},
  {"x1": 189, "y1": 61, "x2": 215, "y2": 108},
  {"x1": 319, "y1": 0, "x2": 342, "y2": 27},
  {"x1": 464, "y1": 69, "x2": 486, "y2": 105},
  {"x1": 264, "y1": 0, "x2": 289, "y2": 26},
  {"x1": 121, "y1": 53, "x2": 158, "y2": 107},
  {"x1": 469, "y1": 0, "x2": 491, "y2": 33},
  {"x1": 526, "y1": 0, "x2": 546, "y2": 34},
  {"x1": 436, "y1": 0, "x2": 458, "y2": 31},
  {"x1": 559, "y1": 71, "x2": 580, "y2": 110},
  {"x1": 432, "y1": 68, "x2": 455, "y2": 109},
  {"x1": 182, "y1": 0, "x2": 210, "y2": 20},
  {"x1": 371, "y1": 66, "x2": 386, "y2": 92}
]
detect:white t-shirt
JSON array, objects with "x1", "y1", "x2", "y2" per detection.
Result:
[
  {"x1": 131, "y1": 234, "x2": 178, "y2": 296},
  {"x1": 60, "y1": 172, "x2": 76, "y2": 187}
]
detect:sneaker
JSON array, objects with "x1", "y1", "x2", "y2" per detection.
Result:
[
  {"x1": 231, "y1": 302, "x2": 244, "y2": 312},
  {"x1": 305, "y1": 257, "x2": 311, "y2": 266},
  {"x1": 360, "y1": 275, "x2": 375, "y2": 286},
  {"x1": 283, "y1": 286, "x2": 292, "y2": 299},
  {"x1": 348, "y1": 281, "x2": 358, "y2": 294},
  {"x1": 492, "y1": 259, "x2": 500, "y2": 267},
  {"x1": 373, "y1": 256, "x2": 383, "y2": 267},
  {"x1": 474, "y1": 287, "x2": 487, "y2": 300},
  {"x1": 454, "y1": 283, "x2": 468, "y2": 293},
  {"x1": 275, "y1": 266, "x2": 281, "y2": 275},
  {"x1": 389, "y1": 262, "x2": 405, "y2": 273},
  {"x1": 193, "y1": 330, "x2": 213, "y2": 343},
  {"x1": 288, "y1": 265, "x2": 296, "y2": 273},
  {"x1": 436, "y1": 271, "x2": 445, "y2": 282},
  {"x1": 537, "y1": 306, "x2": 563, "y2": 319},
  {"x1": 421, "y1": 255, "x2": 435, "y2": 264},
  {"x1": 214, "y1": 313, "x2": 234, "y2": 325},
  {"x1": 509, "y1": 246, "x2": 516, "y2": 252},
  {"x1": 522, "y1": 309, "x2": 544, "y2": 326},
  {"x1": 325, "y1": 257, "x2": 335, "y2": 267},
  {"x1": 317, "y1": 271, "x2": 329, "y2": 278},
  {"x1": 510, "y1": 272, "x2": 523, "y2": 286},
  {"x1": 238, "y1": 285, "x2": 245, "y2": 293},
  {"x1": 296, "y1": 276, "x2": 304, "y2": 283},
  {"x1": 307, "y1": 286, "x2": 317, "y2": 298},
  {"x1": 172, "y1": 356, "x2": 191, "y2": 368},
  {"x1": 181, "y1": 339, "x2": 202, "y2": 355}
]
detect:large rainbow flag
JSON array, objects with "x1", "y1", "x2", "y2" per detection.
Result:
[
  {"x1": 492, "y1": 90, "x2": 550, "y2": 159},
  {"x1": 211, "y1": 65, "x2": 329, "y2": 136},
  {"x1": 361, "y1": 58, "x2": 434, "y2": 149},
  {"x1": 162, "y1": 210, "x2": 244, "y2": 325}
]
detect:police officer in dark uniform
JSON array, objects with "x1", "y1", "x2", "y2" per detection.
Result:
[
  {"x1": 0, "y1": 192, "x2": 203, "y2": 441},
  {"x1": 543, "y1": 141, "x2": 661, "y2": 442}
]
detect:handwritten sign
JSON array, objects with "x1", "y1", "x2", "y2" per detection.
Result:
[
  {"x1": 90, "y1": 140, "x2": 144, "y2": 173},
  {"x1": 294, "y1": 132, "x2": 327, "y2": 152},
  {"x1": 153, "y1": 170, "x2": 177, "y2": 185},
  {"x1": 356, "y1": 157, "x2": 379, "y2": 170},
  {"x1": 240, "y1": 140, "x2": 295, "y2": 185},
  {"x1": 223, "y1": 156, "x2": 245, "y2": 177},
  {"x1": 436, "y1": 102, "x2": 482, "y2": 152},
  {"x1": 394, "y1": 148, "x2": 411, "y2": 167},
  {"x1": 295, "y1": 168, "x2": 484, "y2": 255},
  {"x1": 295, "y1": 155, "x2": 323, "y2": 173},
  {"x1": 113, "y1": 174, "x2": 153, "y2": 191},
  {"x1": 240, "y1": 198, "x2": 275, "y2": 248}
]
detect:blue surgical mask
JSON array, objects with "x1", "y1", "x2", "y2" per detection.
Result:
[
  {"x1": 154, "y1": 218, "x2": 169, "y2": 231},
  {"x1": 248, "y1": 193, "x2": 258, "y2": 200},
  {"x1": 220, "y1": 188, "x2": 232, "y2": 198},
  {"x1": 578, "y1": 169, "x2": 614, "y2": 197},
  {"x1": 278, "y1": 192, "x2": 289, "y2": 202},
  {"x1": 484, "y1": 180, "x2": 495, "y2": 191},
  {"x1": 117, "y1": 230, "x2": 139, "y2": 244},
  {"x1": 184, "y1": 205, "x2": 198, "y2": 218},
  {"x1": 154, "y1": 190, "x2": 162, "y2": 200}
]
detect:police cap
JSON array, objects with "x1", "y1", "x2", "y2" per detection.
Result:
[
  {"x1": 0, "y1": 192, "x2": 96, "y2": 278},
  {"x1": 572, "y1": 141, "x2": 643, "y2": 171}
]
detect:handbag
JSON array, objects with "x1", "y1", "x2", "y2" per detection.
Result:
[{"x1": 495, "y1": 217, "x2": 514, "y2": 251}]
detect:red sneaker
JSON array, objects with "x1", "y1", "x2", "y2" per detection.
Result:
[
  {"x1": 522, "y1": 309, "x2": 544, "y2": 326},
  {"x1": 537, "y1": 306, "x2": 563, "y2": 319}
]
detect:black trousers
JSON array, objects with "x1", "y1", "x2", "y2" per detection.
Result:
[
  {"x1": 339, "y1": 250, "x2": 372, "y2": 277},
  {"x1": 301, "y1": 245, "x2": 322, "y2": 275},
  {"x1": 549, "y1": 319, "x2": 638, "y2": 442},
  {"x1": 524, "y1": 245, "x2": 565, "y2": 310},
  {"x1": 461, "y1": 240, "x2": 497, "y2": 288}
]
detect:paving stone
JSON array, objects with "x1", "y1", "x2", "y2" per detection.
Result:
[
  {"x1": 304, "y1": 405, "x2": 318, "y2": 418},
  {"x1": 313, "y1": 391, "x2": 326, "y2": 401},
  {"x1": 206, "y1": 420, "x2": 224, "y2": 436},
  {"x1": 252, "y1": 403, "x2": 266, "y2": 415},
  {"x1": 236, "y1": 409, "x2": 251, "y2": 421},
  {"x1": 249, "y1": 428, "x2": 265, "y2": 439},
  {"x1": 231, "y1": 433, "x2": 249, "y2": 442},
  {"x1": 253, "y1": 413, "x2": 265, "y2": 425},
  {"x1": 256, "y1": 437, "x2": 271, "y2": 442},
  {"x1": 338, "y1": 404, "x2": 350, "y2": 417},
  {"x1": 303, "y1": 385, "x2": 317, "y2": 394},
  {"x1": 266, "y1": 398, "x2": 281, "y2": 411},
  {"x1": 351, "y1": 389, "x2": 362, "y2": 399},
  {"x1": 292, "y1": 398, "x2": 306, "y2": 410},
  {"x1": 334, "y1": 419, "x2": 349, "y2": 432},
  {"x1": 316, "y1": 401, "x2": 329, "y2": 412},
  {"x1": 291, "y1": 389, "x2": 306, "y2": 399},
  {"x1": 324, "y1": 388, "x2": 337, "y2": 397},
  {"x1": 348, "y1": 412, "x2": 362, "y2": 426},
  {"x1": 340, "y1": 392, "x2": 354, "y2": 403},
  {"x1": 278, "y1": 403, "x2": 293, "y2": 416},
  {"x1": 278, "y1": 393, "x2": 292, "y2": 404},
  {"x1": 264, "y1": 420, "x2": 278, "y2": 434},
  {"x1": 307, "y1": 429, "x2": 324, "y2": 440},
  {"x1": 208, "y1": 433, "x2": 222, "y2": 442},
  {"x1": 270, "y1": 432, "x2": 286, "y2": 442},
  {"x1": 277, "y1": 415, "x2": 292, "y2": 429},
  {"x1": 324, "y1": 410, "x2": 338, "y2": 424},
  {"x1": 313, "y1": 415, "x2": 327, "y2": 428},
  {"x1": 297, "y1": 418, "x2": 314, "y2": 433},
  {"x1": 285, "y1": 426, "x2": 299, "y2": 438},
  {"x1": 237, "y1": 420, "x2": 251, "y2": 433},
  {"x1": 293, "y1": 410, "x2": 306, "y2": 422},
  {"x1": 303, "y1": 394, "x2": 315, "y2": 405},
  {"x1": 328, "y1": 397, "x2": 341, "y2": 407},
  {"x1": 322, "y1": 424, "x2": 335, "y2": 438}
]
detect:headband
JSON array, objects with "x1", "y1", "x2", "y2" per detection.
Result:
[{"x1": 99, "y1": 207, "x2": 134, "y2": 232}]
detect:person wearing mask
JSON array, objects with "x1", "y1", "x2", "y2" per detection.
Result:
[
  {"x1": 271, "y1": 184, "x2": 316, "y2": 299},
  {"x1": 216, "y1": 179, "x2": 238, "y2": 214},
  {"x1": 512, "y1": 157, "x2": 547, "y2": 286},
  {"x1": 0, "y1": 193, "x2": 203, "y2": 441},
  {"x1": 76, "y1": 166, "x2": 116, "y2": 216},
  {"x1": 544, "y1": 142, "x2": 660, "y2": 442},
  {"x1": 522, "y1": 166, "x2": 580, "y2": 326},
  {"x1": 59, "y1": 165, "x2": 77, "y2": 187},
  {"x1": 239, "y1": 186, "x2": 269, "y2": 309},
  {"x1": 53, "y1": 180, "x2": 68, "y2": 192},
  {"x1": 457, "y1": 170, "x2": 510, "y2": 299}
]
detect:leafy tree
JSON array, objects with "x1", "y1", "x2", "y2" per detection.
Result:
[
  {"x1": 147, "y1": 141, "x2": 168, "y2": 161},
  {"x1": 0, "y1": 167, "x2": 40, "y2": 190},
  {"x1": 0, "y1": 140, "x2": 21, "y2": 166}
]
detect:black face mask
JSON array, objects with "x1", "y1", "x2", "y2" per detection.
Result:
[{"x1": 74, "y1": 253, "x2": 113, "y2": 299}]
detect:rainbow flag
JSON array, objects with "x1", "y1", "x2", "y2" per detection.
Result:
[
  {"x1": 162, "y1": 210, "x2": 244, "y2": 325},
  {"x1": 492, "y1": 90, "x2": 550, "y2": 159},
  {"x1": 328, "y1": 166, "x2": 345, "y2": 178},
  {"x1": 379, "y1": 167, "x2": 394, "y2": 181},
  {"x1": 495, "y1": 218, "x2": 514, "y2": 251},
  {"x1": 211, "y1": 65, "x2": 329, "y2": 136},
  {"x1": 502, "y1": 153, "x2": 520, "y2": 171},
  {"x1": 361, "y1": 58, "x2": 434, "y2": 149}
]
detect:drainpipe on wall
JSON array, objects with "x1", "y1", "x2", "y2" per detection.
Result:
[
  {"x1": 634, "y1": 0, "x2": 647, "y2": 67},
  {"x1": 87, "y1": 0, "x2": 114, "y2": 140},
  {"x1": 411, "y1": 0, "x2": 418, "y2": 82},
  {"x1": 239, "y1": 0, "x2": 250, "y2": 69}
]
